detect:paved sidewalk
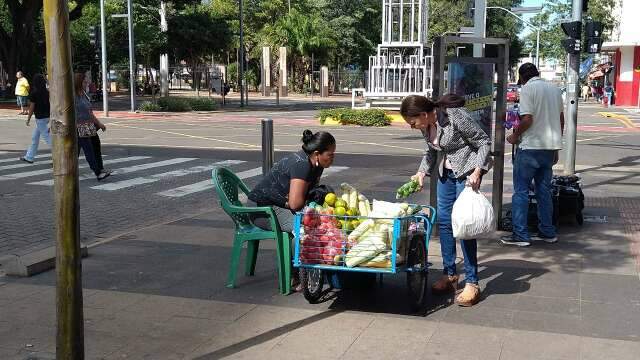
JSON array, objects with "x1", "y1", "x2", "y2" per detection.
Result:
[{"x1": 1, "y1": 193, "x2": 639, "y2": 359}]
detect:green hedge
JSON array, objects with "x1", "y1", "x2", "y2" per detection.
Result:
[
  {"x1": 139, "y1": 97, "x2": 218, "y2": 112},
  {"x1": 318, "y1": 108, "x2": 391, "y2": 127},
  {"x1": 188, "y1": 97, "x2": 217, "y2": 111},
  {"x1": 138, "y1": 101, "x2": 162, "y2": 112}
]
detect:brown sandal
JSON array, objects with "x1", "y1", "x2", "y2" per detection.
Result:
[
  {"x1": 431, "y1": 275, "x2": 459, "y2": 295},
  {"x1": 455, "y1": 283, "x2": 481, "y2": 307}
]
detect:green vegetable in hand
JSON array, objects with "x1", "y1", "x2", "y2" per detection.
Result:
[{"x1": 396, "y1": 179, "x2": 420, "y2": 199}]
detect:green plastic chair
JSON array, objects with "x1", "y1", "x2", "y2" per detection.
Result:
[{"x1": 212, "y1": 167, "x2": 292, "y2": 295}]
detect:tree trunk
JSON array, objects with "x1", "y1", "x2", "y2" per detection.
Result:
[{"x1": 43, "y1": 0, "x2": 85, "y2": 358}]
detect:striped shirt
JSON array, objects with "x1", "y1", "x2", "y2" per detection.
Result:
[{"x1": 419, "y1": 107, "x2": 491, "y2": 178}]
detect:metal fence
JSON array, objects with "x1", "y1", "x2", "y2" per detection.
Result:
[{"x1": 329, "y1": 69, "x2": 366, "y2": 94}]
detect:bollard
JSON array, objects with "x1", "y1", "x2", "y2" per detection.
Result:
[{"x1": 262, "y1": 118, "x2": 274, "y2": 175}]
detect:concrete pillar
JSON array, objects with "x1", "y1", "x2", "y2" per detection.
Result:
[
  {"x1": 262, "y1": 46, "x2": 271, "y2": 96},
  {"x1": 160, "y1": 54, "x2": 169, "y2": 97},
  {"x1": 320, "y1": 66, "x2": 329, "y2": 97},
  {"x1": 279, "y1": 46, "x2": 288, "y2": 97}
]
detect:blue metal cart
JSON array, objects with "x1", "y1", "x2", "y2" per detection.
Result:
[{"x1": 293, "y1": 205, "x2": 436, "y2": 312}]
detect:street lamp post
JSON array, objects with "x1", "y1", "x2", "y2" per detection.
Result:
[
  {"x1": 239, "y1": 0, "x2": 245, "y2": 107},
  {"x1": 487, "y1": 6, "x2": 542, "y2": 68},
  {"x1": 127, "y1": 0, "x2": 136, "y2": 112},
  {"x1": 99, "y1": 0, "x2": 108, "y2": 116}
]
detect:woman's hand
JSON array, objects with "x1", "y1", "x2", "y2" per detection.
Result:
[
  {"x1": 411, "y1": 171, "x2": 427, "y2": 191},
  {"x1": 467, "y1": 168, "x2": 482, "y2": 191},
  {"x1": 25, "y1": 118, "x2": 31, "y2": 126}
]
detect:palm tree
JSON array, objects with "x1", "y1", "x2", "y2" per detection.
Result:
[{"x1": 263, "y1": 9, "x2": 335, "y2": 92}]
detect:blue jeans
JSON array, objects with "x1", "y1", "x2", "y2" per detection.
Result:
[
  {"x1": 512, "y1": 149, "x2": 557, "y2": 241},
  {"x1": 437, "y1": 169, "x2": 478, "y2": 284},
  {"x1": 24, "y1": 118, "x2": 52, "y2": 161},
  {"x1": 78, "y1": 137, "x2": 101, "y2": 176}
]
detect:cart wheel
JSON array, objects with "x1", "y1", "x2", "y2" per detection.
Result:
[
  {"x1": 406, "y1": 233, "x2": 428, "y2": 312},
  {"x1": 576, "y1": 212, "x2": 584, "y2": 226},
  {"x1": 300, "y1": 268, "x2": 324, "y2": 304}
]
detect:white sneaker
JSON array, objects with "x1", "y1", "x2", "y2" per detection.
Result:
[{"x1": 531, "y1": 234, "x2": 558, "y2": 243}]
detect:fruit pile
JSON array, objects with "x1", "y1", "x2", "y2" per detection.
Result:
[
  {"x1": 299, "y1": 183, "x2": 370, "y2": 265},
  {"x1": 298, "y1": 183, "x2": 424, "y2": 269}
]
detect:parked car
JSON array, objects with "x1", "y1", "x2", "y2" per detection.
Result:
[{"x1": 507, "y1": 84, "x2": 520, "y2": 103}]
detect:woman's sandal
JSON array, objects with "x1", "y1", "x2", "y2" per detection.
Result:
[
  {"x1": 97, "y1": 170, "x2": 112, "y2": 181},
  {"x1": 455, "y1": 283, "x2": 481, "y2": 307}
]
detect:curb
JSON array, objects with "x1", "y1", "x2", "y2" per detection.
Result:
[{"x1": 0, "y1": 245, "x2": 89, "y2": 277}]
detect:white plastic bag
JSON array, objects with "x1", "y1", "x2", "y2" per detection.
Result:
[{"x1": 451, "y1": 187, "x2": 495, "y2": 239}]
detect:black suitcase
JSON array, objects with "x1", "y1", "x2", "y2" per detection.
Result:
[{"x1": 501, "y1": 175, "x2": 584, "y2": 231}]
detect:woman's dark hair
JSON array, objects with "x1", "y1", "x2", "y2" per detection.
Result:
[
  {"x1": 301, "y1": 130, "x2": 335, "y2": 154},
  {"x1": 400, "y1": 95, "x2": 436, "y2": 118},
  {"x1": 73, "y1": 72, "x2": 85, "y2": 96},
  {"x1": 435, "y1": 94, "x2": 466, "y2": 109},
  {"x1": 401, "y1": 94, "x2": 466, "y2": 119},
  {"x1": 32, "y1": 74, "x2": 47, "y2": 94}
]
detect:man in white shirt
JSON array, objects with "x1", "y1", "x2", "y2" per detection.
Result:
[{"x1": 501, "y1": 63, "x2": 564, "y2": 247}]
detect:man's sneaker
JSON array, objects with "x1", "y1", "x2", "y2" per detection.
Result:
[
  {"x1": 531, "y1": 234, "x2": 558, "y2": 243},
  {"x1": 19, "y1": 156, "x2": 34, "y2": 164},
  {"x1": 500, "y1": 235, "x2": 531, "y2": 247}
]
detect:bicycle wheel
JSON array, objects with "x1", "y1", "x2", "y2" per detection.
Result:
[
  {"x1": 300, "y1": 267, "x2": 324, "y2": 303},
  {"x1": 406, "y1": 233, "x2": 428, "y2": 312}
]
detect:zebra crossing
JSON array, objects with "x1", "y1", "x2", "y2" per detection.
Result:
[{"x1": 0, "y1": 152, "x2": 351, "y2": 199}]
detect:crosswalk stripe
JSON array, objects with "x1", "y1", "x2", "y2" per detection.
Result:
[
  {"x1": 109, "y1": 158, "x2": 197, "y2": 175},
  {"x1": 90, "y1": 160, "x2": 245, "y2": 191},
  {"x1": 157, "y1": 165, "x2": 351, "y2": 198},
  {"x1": 0, "y1": 153, "x2": 51, "y2": 164},
  {"x1": 156, "y1": 167, "x2": 263, "y2": 198},
  {"x1": 21, "y1": 156, "x2": 151, "y2": 184},
  {"x1": 0, "y1": 159, "x2": 52, "y2": 171}
]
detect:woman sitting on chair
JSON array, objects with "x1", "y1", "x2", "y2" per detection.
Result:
[{"x1": 249, "y1": 129, "x2": 336, "y2": 233}]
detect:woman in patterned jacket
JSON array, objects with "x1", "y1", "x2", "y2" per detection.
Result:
[{"x1": 400, "y1": 94, "x2": 491, "y2": 307}]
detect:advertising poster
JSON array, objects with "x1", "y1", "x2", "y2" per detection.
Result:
[{"x1": 447, "y1": 62, "x2": 494, "y2": 136}]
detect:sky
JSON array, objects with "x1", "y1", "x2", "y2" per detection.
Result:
[{"x1": 515, "y1": 0, "x2": 545, "y2": 36}]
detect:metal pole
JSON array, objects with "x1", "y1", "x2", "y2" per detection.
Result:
[
  {"x1": 261, "y1": 118, "x2": 274, "y2": 174},
  {"x1": 474, "y1": 0, "x2": 486, "y2": 57},
  {"x1": 564, "y1": 0, "x2": 583, "y2": 176},
  {"x1": 42, "y1": 0, "x2": 84, "y2": 357},
  {"x1": 127, "y1": 0, "x2": 136, "y2": 112},
  {"x1": 536, "y1": 28, "x2": 541, "y2": 68},
  {"x1": 100, "y1": 0, "x2": 109, "y2": 116},
  {"x1": 239, "y1": 0, "x2": 245, "y2": 107},
  {"x1": 159, "y1": 0, "x2": 169, "y2": 97},
  {"x1": 311, "y1": 53, "x2": 314, "y2": 102},
  {"x1": 493, "y1": 43, "x2": 509, "y2": 229}
]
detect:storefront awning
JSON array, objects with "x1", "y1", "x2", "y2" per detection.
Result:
[{"x1": 602, "y1": 41, "x2": 640, "y2": 51}]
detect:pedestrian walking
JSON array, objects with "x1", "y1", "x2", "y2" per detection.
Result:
[
  {"x1": 20, "y1": 74, "x2": 51, "y2": 164},
  {"x1": 74, "y1": 72, "x2": 111, "y2": 181},
  {"x1": 582, "y1": 84, "x2": 590, "y2": 102},
  {"x1": 501, "y1": 63, "x2": 564, "y2": 247},
  {"x1": 15, "y1": 71, "x2": 30, "y2": 115},
  {"x1": 400, "y1": 93, "x2": 491, "y2": 307}
]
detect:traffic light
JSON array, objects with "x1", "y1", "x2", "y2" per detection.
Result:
[
  {"x1": 561, "y1": 21, "x2": 582, "y2": 55},
  {"x1": 88, "y1": 26, "x2": 101, "y2": 48},
  {"x1": 585, "y1": 21, "x2": 603, "y2": 54}
]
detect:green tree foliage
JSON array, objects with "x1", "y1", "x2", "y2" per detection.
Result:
[
  {"x1": 168, "y1": 4, "x2": 232, "y2": 85},
  {"x1": 524, "y1": 0, "x2": 620, "y2": 62}
]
